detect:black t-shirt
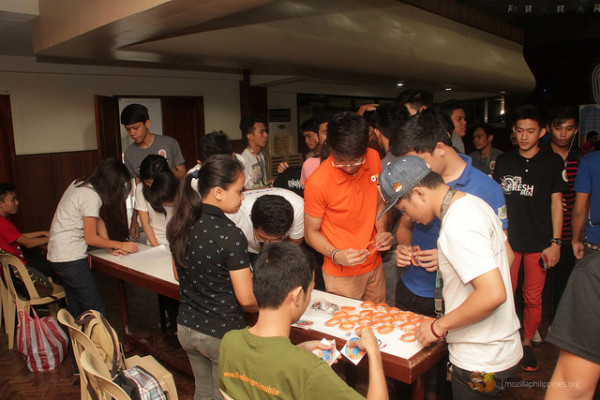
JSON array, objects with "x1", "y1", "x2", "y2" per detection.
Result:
[
  {"x1": 493, "y1": 147, "x2": 569, "y2": 252},
  {"x1": 176, "y1": 204, "x2": 251, "y2": 339},
  {"x1": 273, "y1": 165, "x2": 304, "y2": 197},
  {"x1": 546, "y1": 253, "x2": 600, "y2": 365}
]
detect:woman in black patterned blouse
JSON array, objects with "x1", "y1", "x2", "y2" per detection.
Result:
[{"x1": 167, "y1": 155, "x2": 257, "y2": 400}]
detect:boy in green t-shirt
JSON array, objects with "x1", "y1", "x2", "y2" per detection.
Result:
[{"x1": 218, "y1": 242, "x2": 388, "y2": 400}]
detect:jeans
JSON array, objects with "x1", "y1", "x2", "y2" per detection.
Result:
[
  {"x1": 452, "y1": 363, "x2": 518, "y2": 399},
  {"x1": 51, "y1": 258, "x2": 106, "y2": 317},
  {"x1": 178, "y1": 324, "x2": 223, "y2": 400}
]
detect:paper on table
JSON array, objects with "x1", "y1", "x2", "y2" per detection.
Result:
[
  {"x1": 296, "y1": 290, "x2": 424, "y2": 359},
  {"x1": 125, "y1": 244, "x2": 171, "y2": 262}
]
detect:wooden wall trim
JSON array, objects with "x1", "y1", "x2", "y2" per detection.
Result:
[{"x1": 14, "y1": 150, "x2": 98, "y2": 232}]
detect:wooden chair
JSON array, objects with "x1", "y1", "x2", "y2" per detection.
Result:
[
  {"x1": 80, "y1": 350, "x2": 131, "y2": 400},
  {"x1": 0, "y1": 252, "x2": 66, "y2": 349},
  {"x1": 57, "y1": 308, "x2": 178, "y2": 400},
  {"x1": 0, "y1": 251, "x2": 8, "y2": 333},
  {"x1": 57, "y1": 308, "x2": 95, "y2": 400}
]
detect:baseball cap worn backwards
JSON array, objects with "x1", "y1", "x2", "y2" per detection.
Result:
[{"x1": 377, "y1": 155, "x2": 432, "y2": 220}]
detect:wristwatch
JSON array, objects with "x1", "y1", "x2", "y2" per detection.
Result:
[{"x1": 550, "y1": 238, "x2": 562, "y2": 245}]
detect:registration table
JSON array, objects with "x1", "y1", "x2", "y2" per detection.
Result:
[
  {"x1": 88, "y1": 245, "x2": 191, "y2": 373},
  {"x1": 291, "y1": 290, "x2": 447, "y2": 400},
  {"x1": 89, "y1": 245, "x2": 446, "y2": 400}
]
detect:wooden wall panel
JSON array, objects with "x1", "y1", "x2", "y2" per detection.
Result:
[
  {"x1": 161, "y1": 96, "x2": 204, "y2": 170},
  {"x1": 14, "y1": 150, "x2": 98, "y2": 232},
  {"x1": 0, "y1": 96, "x2": 16, "y2": 184},
  {"x1": 94, "y1": 95, "x2": 121, "y2": 160}
]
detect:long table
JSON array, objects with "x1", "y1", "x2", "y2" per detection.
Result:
[
  {"x1": 88, "y1": 246, "x2": 192, "y2": 374},
  {"x1": 89, "y1": 246, "x2": 447, "y2": 400}
]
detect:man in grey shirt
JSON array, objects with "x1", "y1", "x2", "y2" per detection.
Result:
[{"x1": 121, "y1": 103, "x2": 186, "y2": 238}]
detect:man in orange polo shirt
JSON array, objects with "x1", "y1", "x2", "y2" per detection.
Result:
[{"x1": 304, "y1": 112, "x2": 393, "y2": 302}]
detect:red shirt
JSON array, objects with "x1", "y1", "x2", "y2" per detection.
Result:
[{"x1": 0, "y1": 215, "x2": 26, "y2": 263}]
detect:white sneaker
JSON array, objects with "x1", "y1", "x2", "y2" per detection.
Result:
[{"x1": 532, "y1": 329, "x2": 542, "y2": 344}]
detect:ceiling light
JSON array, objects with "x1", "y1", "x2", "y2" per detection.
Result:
[
  {"x1": 396, "y1": 82, "x2": 404, "y2": 87},
  {"x1": 444, "y1": 87, "x2": 453, "y2": 91}
]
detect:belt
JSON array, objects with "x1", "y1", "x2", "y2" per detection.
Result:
[{"x1": 584, "y1": 242, "x2": 600, "y2": 251}]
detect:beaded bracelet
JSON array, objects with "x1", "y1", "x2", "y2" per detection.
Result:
[{"x1": 331, "y1": 249, "x2": 341, "y2": 265}]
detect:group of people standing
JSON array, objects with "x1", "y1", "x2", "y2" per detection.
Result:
[{"x1": 2, "y1": 93, "x2": 600, "y2": 399}]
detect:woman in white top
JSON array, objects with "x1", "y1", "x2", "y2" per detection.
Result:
[
  {"x1": 135, "y1": 155, "x2": 178, "y2": 248},
  {"x1": 135, "y1": 155, "x2": 180, "y2": 335},
  {"x1": 47, "y1": 158, "x2": 138, "y2": 317}
]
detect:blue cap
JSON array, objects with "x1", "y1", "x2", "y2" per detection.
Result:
[{"x1": 377, "y1": 156, "x2": 432, "y2": 220}]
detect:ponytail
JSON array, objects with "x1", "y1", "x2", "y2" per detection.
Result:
[
  {"x1": 167, "y1": 174, "x2": 202, "y2": 267},
  {"x1": 167, "y1": 154, "x2": 243, "y2": 268}
]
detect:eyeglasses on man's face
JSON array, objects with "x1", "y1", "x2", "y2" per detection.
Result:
[{"x1": 330, "y1": 155, "x2": 366, "y2": 168}]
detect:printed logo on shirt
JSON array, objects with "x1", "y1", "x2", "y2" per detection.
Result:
[
  {"x1": 222, "y1": 371, "x2": 280, "y2": 395},
  {"x1": 370, "y1": 173, "x2": 379, "y2": 183},
  {"x1": 499, "y1": 175, "x2": 534, "y2": 197},
  {"x1": 158, "y1": 149, "x2": 168, "y2": 160},
  {"x1": 498, "y1": 205, "x2": 507, "y2": 220},
  {"x1": 561, "y1": 169, "x2": 568, "y2": 183}
]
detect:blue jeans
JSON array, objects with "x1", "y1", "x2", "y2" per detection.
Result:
[
  {"x1": 177, "y1": 324, "x2": 222, "y2": 400},
  {"x1": 51, "y1": 258, "x2": 106, "y2": 317}
]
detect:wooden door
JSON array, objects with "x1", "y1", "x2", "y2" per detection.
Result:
[
  {"x1": 94, "y1": 95, "x2": 121, "y2": 160},
  {"x1": 0, "y1": 95, "x2": 16, "y2": 184},
  {"x1": 161, "y1": 96, "x2": 204, "y2": 169},
  {"x1": 94, "y1": 95, "x2": 128, "y2": 240}
]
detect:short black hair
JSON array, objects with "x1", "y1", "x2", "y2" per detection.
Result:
[
  {"x1": 326, "y1": 112, "x2": 369, "y2": 159},
  {"x1": 300, "y1": 118, "x2": 317, "y2": 134},
  {"x1": 426, "y1": 105, "x2": 454, "y2": 134},
  {"x1": 313, "y1": 113, "x2": 331, "y2": 129},
  {"x1": 548, "y1": 105, "x2": 578, "y2": 127},
  {"x1": 439, "y1": 100, "x2": 465, "y2": 119},
  {"x1": 198, "y1": 131, "x2": 233, "y2": 163},
  {"x1": 373, "y1": 103, "x2": 410, "y2": 140},
  {"x1": 390, "y1": 112, "x2": 451, "y2": 156},
  {"x1": 239, "y1": 115, "x2": 267, "y2": 136},
  {"x1": 252, "y1": 242, "x2": 315, "y2": 309},
  {"x1": 510, "y1": 104, "x2": 546, "y2": 128},
  {"x1": 0, "y1": 182, "x2": 16, "y2": 201},
  {"x1": 120, "y1": 104, "x2": 150, "y2": 125},
  {"x1": 588, "y1": 131, "x2": 599, "y2": 139},
  {"x1": 396, "y1": 89, "x2": 433, "y2": 111},
  {"x1": 251, "y1": 195, "x2": 294, "y2": 237},
  {"x1": 240, "y1": 115, "x2": 267, "y2": 147},
  {"x1": 473, "y1": 123, "x2": 495, "y2": 138}
]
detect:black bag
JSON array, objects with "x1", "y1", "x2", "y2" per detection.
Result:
[{"x1": 9, "y1": 265, "x2": 53, "y2": 299}]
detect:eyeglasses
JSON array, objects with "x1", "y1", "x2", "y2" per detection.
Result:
[
  {"x1": 253, "y1": 229, "x2": 288, "y2": 248},
  {"x1": 330, "y1": 157, "x2": 366, "y2": 168}
]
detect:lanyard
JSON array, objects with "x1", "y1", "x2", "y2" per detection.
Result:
[{"x1": 435, "y1": 187, "x2": 458, "y2": 318}]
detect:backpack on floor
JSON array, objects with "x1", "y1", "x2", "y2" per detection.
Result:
[{"x1": 75, "y1": 310, "x2": 125, "y2": 377}]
